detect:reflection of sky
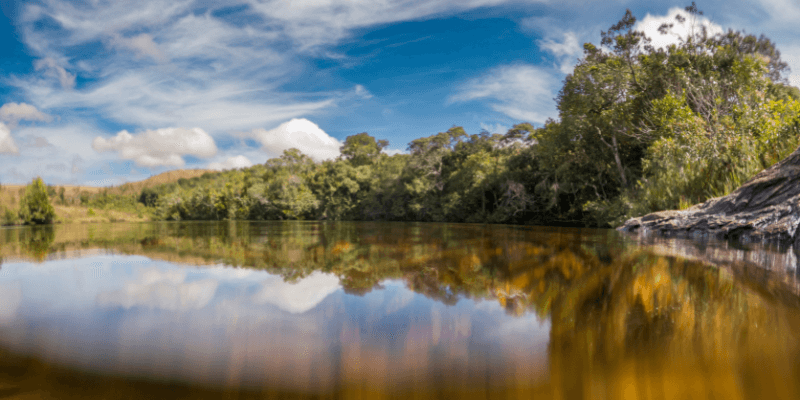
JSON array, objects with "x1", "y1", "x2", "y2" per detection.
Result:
[{"x1": 0, "y1": 255, "x2": 551, "y2": 391}]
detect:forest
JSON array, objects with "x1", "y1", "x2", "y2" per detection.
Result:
[{"x1": 11, "y1": 4, "x2": 800, "y2": 228}]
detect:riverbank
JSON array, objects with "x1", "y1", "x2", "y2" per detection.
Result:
[{"x1": 618, "y1": 145, "x2": 800, "y2": 246}]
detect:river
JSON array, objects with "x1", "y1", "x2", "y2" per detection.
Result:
[{"x1": 0, "y1": 221, "x2": 799, "y2": 399}]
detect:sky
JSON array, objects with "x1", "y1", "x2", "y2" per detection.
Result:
[{"x1": 0, "y1": 0, "x2": 799, "y2": 186}]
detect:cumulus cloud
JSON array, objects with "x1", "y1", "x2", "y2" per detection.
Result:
[
  {"x1": 208, "y1": 155, "x2": 254, "y2": 171},
  {"x1": 248, "y1": 118, "x2": 342, "y2": 161},
  {"x1": 111, "y1": 33, "x2": 167, "y2": 62},
  {"x1": 636, "y1": 7, "x2": 724, "y2": 51},
  {"x1": 449, "y1": 64, "x2": 558, "y2": 123},
  {"x1": 34, "y1": 57, "x2": 75, "y2": 89},
  {"x1": 0, "y1": 123, "x2": 19, "y2": 154},
  {"x1": 92, "y1": 127, "x2": 217, "y2": 167},
  {"x1": 0, "y1": 102, "x2": 51, "y2": 127},
  {"x1": 252, "y1": 271, "x2": 341, "y2": 314}
]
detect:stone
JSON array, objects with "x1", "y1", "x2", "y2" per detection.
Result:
[{"x1": 618, "y1": 145, "x2": 800, "y2": 246}]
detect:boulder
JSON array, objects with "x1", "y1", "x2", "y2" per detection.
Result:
[{"x1": 618, "y1": 145, "x2": 800, "y2": 245}]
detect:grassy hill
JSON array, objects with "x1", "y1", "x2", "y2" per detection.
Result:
[
  {"x1": 1, "y1": 169, "x2": 214, "y2": 225},
  {"x1": 107, "y1": 169, "x2": 213, "y2": 195}
]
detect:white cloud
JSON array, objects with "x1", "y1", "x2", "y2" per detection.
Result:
[
  {"x1": 15, "y1": 3, "x2": 333, "y2": 136},
  {"x1": 252, "y1": 271, "x2": 341, "y2": 314},
  {"x1": 92, "y1": 127, "x2": 218, "y2": 167},
  {"x1": 449, "y1": 64, "x2": 557, "y2": 123},
  {"x1": 111, "y1": 33, "x2": 167, "y2": 62},
  {"x1": 354, "y1": 84, "x2": 373, "y2": 99},
  {"x1": 208, "y1": 155, "x2": 254, "y2": 171},
  {"x1": 382, "y1": 148, "x2": 407, "y2": 156},
  {"x1": 754, "y1": 0, "x2": 800, "y2": 24},
  {"x1": 0, "y1": 102, "x2": 52, "y2": 127},
  {"x1": 248, "y1": 118, "x2": 342, "y2": 161},
  {"x1": 33, "y1": 57, "x2": 75, "y2": 89},
  {"x1": 480, "y1": 122, "x2": 509, "y2": 134},
  {"x1": 538, "y1": 31, "x2": 582, "y2": 74},
  {"x1": 778, "y1": 45, "x2": 800, "y2": 87},
  {"x1": 245, "y1": 0, "x2": 520, "y2": 50},
  {"x1": 636, "y1": 7, "x2": 725, "y2": 51},
  {"x1": 0, "y1": 123, "x2": 19, "y2": 154}
]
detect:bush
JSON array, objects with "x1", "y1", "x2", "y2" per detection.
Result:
[
  {"x1": 138, "y1": 187, "x2": 159, "y2": 207},
  {"x1": 18, "y1": 177, "x2": 56, "y2": 225},
  {"x1": 1, "y1": 206, "x2": 16, "y2": 226}
]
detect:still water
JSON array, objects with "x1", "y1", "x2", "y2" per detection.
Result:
[{"x1": 1, "y1": 221, "x2": 800, "y2": 399}]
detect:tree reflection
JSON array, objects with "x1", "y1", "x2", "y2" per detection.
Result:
[{"x1": 3, "y1": 221, "x2": 800, "y2": 398}]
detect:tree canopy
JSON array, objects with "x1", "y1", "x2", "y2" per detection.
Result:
[
  {"x1": 18, "y1": 177, "x2": 56, "y2": 225},
  {"x1": 138, "y1": 4, "x2": 800, "y2": 228}
]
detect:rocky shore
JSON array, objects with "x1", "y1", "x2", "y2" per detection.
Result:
[{"x1": 618, "y1": 146, "x2": 800, "y2": 246}]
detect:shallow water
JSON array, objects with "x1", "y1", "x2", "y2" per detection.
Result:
[{"x1": 1, "y1": 221, "x2": 800, "y2": 399}]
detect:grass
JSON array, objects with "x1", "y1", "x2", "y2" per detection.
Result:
[{"x1": 0, "y1": 168, "x2": 213, "y2": 226}]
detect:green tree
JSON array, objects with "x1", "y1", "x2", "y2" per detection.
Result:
[
  {"x1": 18, "y1": 177, "x2": 56, "y2": 225},
  {"x1": 138, "y1": 187, "x2": 159, "y2": 207},
  {"x1": 340, "y1": 132, "x2": 388, "y2": 167}
]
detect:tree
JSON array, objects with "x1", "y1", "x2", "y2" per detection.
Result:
[
  {"x1": 340, "y1": 132, "x2": 388, "y2": 167},
  {"x1": 138, "y1": 187, "x2": 159, "y2": 207},
  {"x1": 18, "y1": 177, "x2": 56, "y2": 225}
]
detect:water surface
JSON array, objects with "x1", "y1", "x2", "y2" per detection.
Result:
[{"x1": 1, "y1": 221, "x2": 799, "y2": 399}]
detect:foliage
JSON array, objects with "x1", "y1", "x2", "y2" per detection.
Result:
[
  {"x1": 18, "y1": 177, "x2": 56, "y2": 225},
  {"x1": 1, "y1": 207, "x2": 16, "y2": 226},
  {"x1": 137, "y1": 4, "x2": 800, "y2": 227}
]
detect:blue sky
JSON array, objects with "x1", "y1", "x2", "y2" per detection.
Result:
[{"x1": 0, "y1": 0, "x2": 798, "y2": 185}]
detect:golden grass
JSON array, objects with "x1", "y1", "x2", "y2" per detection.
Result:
[
  {"x1": 52, "y1": 205, "x2": 149, "y2": 224},
  {"x1": 108, "y1": 169, "x2": 213, "y2": 195},
  {"x1": 0, "y1": 169, "x2": 212, "y2": 225}
]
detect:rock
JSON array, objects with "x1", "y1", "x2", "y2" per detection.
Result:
[{"x1": 618, "y1": 145, "x2": 800, "y2": 245}]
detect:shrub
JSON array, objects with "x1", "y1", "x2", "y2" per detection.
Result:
[
  {"x1": 18, "y1": 177, "x2": 56, "y2": 225},
  {"x1": 1, "y1": 206, "x2": 17, "y2": 226}
]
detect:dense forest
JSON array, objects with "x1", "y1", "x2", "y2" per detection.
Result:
[{"x1": 44, "y1": 5, "x2": 800, "y2": 227}]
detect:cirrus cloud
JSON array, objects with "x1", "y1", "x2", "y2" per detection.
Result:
[
  {"x1": 448, "y1": 64, "x2": 558, "y2": 124},
  {"x1": 92, "y1": 127, "x2": 217, "y2": 167}
]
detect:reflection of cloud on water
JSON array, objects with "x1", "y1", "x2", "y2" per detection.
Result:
[
  {"x1": 97, "y1": 267, "x2": 218, "y2": 311},
  {"x1": 0, "y1": 282, "x2": 22, "y2": 322},
  {"x1": 252, "y1": 271, "x2": 341, "y2": 314}
]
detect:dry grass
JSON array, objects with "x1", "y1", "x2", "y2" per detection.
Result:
[
  {"x1": 52, "y1": 205, "x2": 149, "y2": 224},
  {"x1": 108, "y1": 169, "x2": 213, "y2": 195},
  {"x1": 0, "y1": 184, "x2": 104, "y2": 208},
  {"x1": 0, "y1": 169, "x2": 213, "y2": 225}
]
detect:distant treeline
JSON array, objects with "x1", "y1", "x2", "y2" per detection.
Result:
[{"x1": 143, "y1": 5, "x2": 800, "y2": 227}]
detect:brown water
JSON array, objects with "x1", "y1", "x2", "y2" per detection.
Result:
[{"x1": 1, "y1": 221, "x2": 800, "y2": 399}]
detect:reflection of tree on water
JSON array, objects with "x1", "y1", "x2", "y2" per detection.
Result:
[
  {"x1": 545, "y1": 251, "x2": 800, "y2": 399},
  {"x1": 0, "y1": 225, "x2": 56, "y2": 262},
  {"x1": 4, "y1": 221, "x2": 800, "y2": 398}
]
